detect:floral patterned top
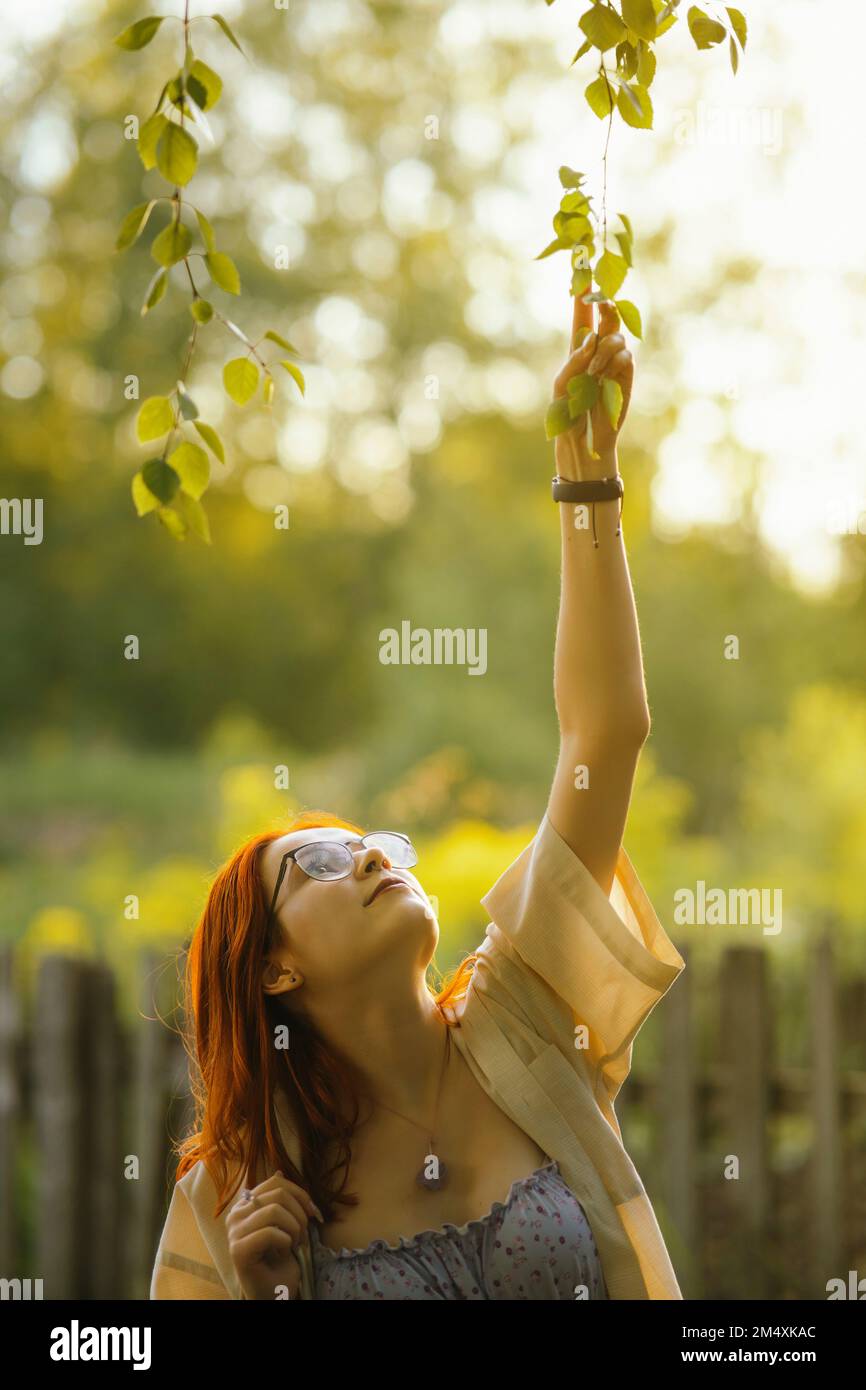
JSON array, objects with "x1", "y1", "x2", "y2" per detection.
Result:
[{"x1": 309, "y1": 1159, "x2": 609, "y2": 1300}]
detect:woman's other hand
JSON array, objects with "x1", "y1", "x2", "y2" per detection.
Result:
[{"x1": 227, "y1": 1170, "x2": 322, "y2": 1301}]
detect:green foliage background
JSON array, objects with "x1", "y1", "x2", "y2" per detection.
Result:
[{"x1": 2, "y1": 0, "x2": 866, "y2": 1031}]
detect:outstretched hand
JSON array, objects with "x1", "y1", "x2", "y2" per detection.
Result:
[{"x1": 552, "y1": 293, "x2": 634, "y2": 479}]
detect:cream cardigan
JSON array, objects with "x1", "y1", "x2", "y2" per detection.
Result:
[{"x1": 151, "y1": 810, "x2": 686, "y2": 1300}]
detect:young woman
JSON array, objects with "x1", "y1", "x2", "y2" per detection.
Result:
[{"x1": 151, "y1": 294, "x2": 686, "y2": 1302}]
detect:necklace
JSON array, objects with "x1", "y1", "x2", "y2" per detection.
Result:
[{"x1": 373, "y1": 1019, "x2": 451, "y2": 1191}]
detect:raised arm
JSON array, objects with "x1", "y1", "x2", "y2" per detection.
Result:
[{"x1": 546, "y1": 294, "x2": 650, "y2": 897}]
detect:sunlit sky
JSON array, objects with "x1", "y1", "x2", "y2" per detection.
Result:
[{"x1": 4, "y1": 0, "x2": 865, "y2": 592}]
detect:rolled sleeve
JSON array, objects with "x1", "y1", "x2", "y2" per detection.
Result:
[
  {"x1": 478, "y1": 810, "x2": 685, "y2": 1104},
  {"x1": 150, "y1": 1181, "x2": 231, "y2": 1300}
]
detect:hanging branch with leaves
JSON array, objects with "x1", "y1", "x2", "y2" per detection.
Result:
[
  {"x1": 114, "y1": 6, "x2": 306, "y2": 542},
  {"x1": 541, "y1": 0, "x2": 747, "y2": 454}
]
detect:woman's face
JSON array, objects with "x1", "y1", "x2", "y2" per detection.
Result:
[{"x1": 259, "y1": 827, "x2": 438, "y2": 998}]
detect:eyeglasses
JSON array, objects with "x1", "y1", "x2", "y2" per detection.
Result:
[{"x1": 266, "y1": 832, "x2": 418, "y2": 927}]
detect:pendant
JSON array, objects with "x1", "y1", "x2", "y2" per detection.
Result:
[{"x1": 416, "y1": 1153, "x2": 448, "y2": 1191}]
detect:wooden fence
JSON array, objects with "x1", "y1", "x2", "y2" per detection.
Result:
[{"x1": 0, "y1": 939, "x2": 863, "y2": 1299}]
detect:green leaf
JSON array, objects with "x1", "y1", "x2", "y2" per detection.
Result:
[
  {"x1": 560, "y1": 190, "x2": 591, "y2": 215},
  {"x1": 656, "y1": 1, "x2": 680, "y2": 35},
  {"x1": 615, "y1": 232, "x2": 633, "y2": 267},
  {"x1": 570, "y1": 39, "x2": 592, "y2": 65},
  {"x1": 185, "y1": 74, "x2": 207, "y2": 111},
  {"x1": 190, "y1": 298, "x2": 214, "y2": 324},
  {"x1": 616, "y1": 41, "x2": 638, "y2": 79},
  {"x1": 156, "y1": 122, "x2": 198, "y2": 186},
  {"x1": 177, "y1": 384, "x2": 199, "y2": 420},
  {"x1": 263, "y1": 375, "x2": 275, "y2": 407},
  {"x1": 116, "y1": 200, "x2": 156, "y2": 251},
  {"x1": 149, "y1": 80, "x2": 169, "y2": 118},
  {"x1": 595, "y1": 250, "x2": 629, "y2": 299},
  {"x1": 558, "y1": 166, "x2": 585, "y2": 189},
  {"x1": 223, "y1": 357, "x2": 259, "y2": 405},
  {"x1": 136, "y1": 395, "x2": 174, "y2": 442},
  {"x1": 195, "y1": 208, "x2": 217, "y2": 252},
  {"x1": 619, "y1": 212, "x2": 634, "y2": 241},
  {"x1": 613, "y1": 74, "x2": 643, "y2": 116},
  {"x1": 166, "y1": 75, "x2": 185, "y2": 108},
  {"x1": 616, "y1": 81, "x2": 653, "y2": 129},
  {"x1": 579, "y1": 4, "x2": 627, "y2": 52},
  {"x1": 210, "y1": 13, "x2": 245, "y2": 54},
  {"x1": 156, "y1": 505, "x2": 188, "y2": 539},
  {"x1": 174, "y1": 491, "x2": 212, "y2": 543},
  {"x1": 726, "y1": 6, "x2": 747, "y2": 48},
  {"x1": 142, "y1": 457, "x2": 180, "y2": 504},
  {"x1": 571, "y1": 266, "x2": 592, "y2": 297},
  {"x1": 187, "y1": 59, "x2": 223, "y2": 110},
  {"x1": 193, "y1": 421, "x2": 225, "y2": 464},
  {"x1": 566, "y1": 373, "x2": 601, "y2": 417},
  {"x1": 585, "y1": 75, "x2": 615, "y2": 119},
  {"x1": 622, "y1": 0, "x2": 657, "y2": 42},
  {"x1": 205, "y1": 251, "x2": 241, "y2": 295},
  {"x1": 544, "y1": 397, "x2": 572, "y2": 440},
  {"x1": 615, "y1": 299, "x2": 643, "y2": 338},
  {"x1": 168, "y1": 440, "x2": 209, "y2": 498},
  {"x1": 131, "y1": 469, "x2": 159, "y2": 516},
  {"x1": 115, "y1": 16, "x2": 164, "y2": 50},
  {"x1": 264, "y1": 329, "x2": 299, "y2": 353},
  {"x1": 687, "y1": 6, "x2": 726, "y2": 49},
  {"x1": 554, "y1": 211, "x2": 592, "y2": 247},
  {"x1": 584, "y1": 410, "x2": 600, "y2": 460},
  {"x1": 601, "y1": 377, "x2": 624, "y2": 429},
  {"x1": 137, "y1": 113, "x2": 168, "y2": 170},
  {"x1": 150, "y1": 218, "x2": 192, "y2": 267},
  {"x1": 278, "y1": 360, "x2": 305, "y2": 396},
  {"x1": 141, "y1": 267, "x2": 168, "y2": 315},
  {"x1": 636, "y1": 42, "x2": 657, "y2": 86},
  {"x1": 536, "y1": 237, "x2": 566, "y2": 261},
  {"x1": 728, "y1": 33, "x2": 738, "y2": 74}
]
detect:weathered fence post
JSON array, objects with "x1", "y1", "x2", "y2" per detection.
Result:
[
  {"x1": 0, "y1": 944, "x2": 19, "y2": 1278},
  {"x1": 84, "y1": 961, "x2": 124, "y2": 1298},
  {"x1": 33, "y1": 955, "x2": 89, "y2": 1298},
  {"x1": 719, "y1": 946, "x2": 772, "y2": 1299},
  {"x1": 810, "y1": 932, "x2": 842, "y2": 1293}
]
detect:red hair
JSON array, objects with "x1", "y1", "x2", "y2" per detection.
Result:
[{"x1": 174, "y1": 810, "x2": 477, "y2": 1221}]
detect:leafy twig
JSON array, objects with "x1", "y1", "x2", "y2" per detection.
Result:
[
  {"x1": 114, "y1": 6, "x2": 306, "y2": 541},
  {"x1": 541, "y1": 0, "x2": 748, "y2": 443}
]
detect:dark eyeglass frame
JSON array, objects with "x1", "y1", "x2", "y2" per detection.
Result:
[{"x1": 265, "y1": 831, "x2": 418, "y2": 928}]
